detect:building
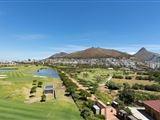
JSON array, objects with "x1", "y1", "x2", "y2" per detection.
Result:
[
  {"x1": 95, "y1": 100, "x2": 107, "y2": 116},
  {"x1": 143, "y1": 100, "x2": 160, "y2": 120},
  {"x1": 127, "y1": 115, "x2": 138, "y2": 120},
  {"x1": 44, "y1": 85, "x2": 54, "y2": 94},
  {"x1": 117, "y1": 110, "x2": 128, "y2": 120},
  {"x1": 93, "y1": 105, "x2": 100, "y2": 115},
  {"x1": 117, "y1": 110, "x2": 138, "y2": 120}
]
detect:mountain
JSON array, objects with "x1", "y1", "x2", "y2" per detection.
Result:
[
  {"x1": 48, "y1": 52, "x2": 68, "y2": 59},
  {"x1": 49, "y1": 47, "x2": 131, "y2": 59},
  {"x1": 134, "y1": 47, "x2": 160, "y2": 62},
  {"x1": 66, "y1": 47, "x2": 131, "y2": 58}
]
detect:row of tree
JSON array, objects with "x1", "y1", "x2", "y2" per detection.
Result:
[{"x1": 58, "y1": 70, "x2": 105, "y2": 120}]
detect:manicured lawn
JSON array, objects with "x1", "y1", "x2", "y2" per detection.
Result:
[
  {"x1": 77, "y1": 68, "x2": 114, "y2": 83},
  {"x1": 0, "y1": 65, "x2": 82, "y2": 120},
  {"x1": 0, "y1": 99, "x2": 81, "y2": 120}
]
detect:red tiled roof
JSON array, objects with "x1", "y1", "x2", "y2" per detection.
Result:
[{"x1": 144, "y1": 100, "x2": 160, "y2": 113}]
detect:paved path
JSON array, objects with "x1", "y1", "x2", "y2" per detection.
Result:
[{"x1": 106, "y1": 106, "x2": 119, "y2": 120}]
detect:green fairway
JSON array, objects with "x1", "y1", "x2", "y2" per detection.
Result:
[
  {"x1": 0, "y1": 65, "x2": 82, "y2": 120},
  {"x1": 0, "y1": 99, "x2": 81, "y2": 120},
  {"x1": 77, "y1": 68, "x2": 117, "y2": 84}
]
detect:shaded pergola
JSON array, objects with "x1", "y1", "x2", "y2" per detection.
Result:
[{"x1": 44, "y1": 85, "x2": 56, "y2": 99}]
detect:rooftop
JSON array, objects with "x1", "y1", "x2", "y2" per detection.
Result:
[
  {"x1": 144, "y1": 100, "x2": 160, "y2": 113},
  {"x1": 93, "y1": 105, "x2": 100, "y2": 110},
  {"x1": 129, "y1": 107, "x2": 153, "y2": 120},
  {"x1": 44, "y1": 85, "x2": 54, "y2": 91},
  {"x1": 96, "y1": 100, "x2": 107, "y2": 108}
]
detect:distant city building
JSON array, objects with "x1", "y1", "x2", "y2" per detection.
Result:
[{"x1": 44, "y1": 57, "x2": 138, "y2": 69}]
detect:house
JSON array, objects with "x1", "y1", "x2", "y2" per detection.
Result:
[
  {"x1": 127, "y1": 115, "x2": 138, "y2": 120},
  {"x1": 111, "y1": 101, "x2": 118, "y2": 108},
  {"x1": 143, "y1": 100, "x2": 160, "y2": 120},
  {"x1": 117, "y1": 109, "x2": 139, "y2": 120},
  {"x1": 93, "y1": 105, "x2": 100, "y2": 115},
  {"x1": 95, "y1": 100, "x2": 107, "y2": 116},
  {"x1": 117, "y1": 109, "x2": 128, "y2": 120}
]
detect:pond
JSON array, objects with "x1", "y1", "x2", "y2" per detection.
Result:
[{"x1": 35, "y1": 68, "x2": 60, "y2": 78}]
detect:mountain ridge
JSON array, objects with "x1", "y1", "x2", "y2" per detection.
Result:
[
  {"x1": 134, "y1": 47, "x2": 160, "y2": 62},
  {"x1": 48, "y1": 47, "x2": 131, "y2": 59}
]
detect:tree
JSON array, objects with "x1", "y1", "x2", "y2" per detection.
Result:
[
  {"x1": 32, "y1": 80, "x2": 37, "y2": 86},
  {"x1": 86, "y1": 99, "x2": 95, "y2": 109},
  {"x1": 106, "y1": 81, "x2": 121, "y2": 90},
  {"x1": 66, "y1": 86, "x2": 76, "y2": 95},
  {"x1": 79, "y1": 89, "x2": 91, "y2": 100},
  {"x1": 30, "y1": 86, "x2": 37, "y2": 94},
  {"x1": 41, "y1": 94, "x2": 46, "y2": 102},
  {"x1": 80, "y1": 107, "x2": 92, "y2": 119},
  {"x1": 83, "y1": 72, "x2": 89, "y2": 78},
  {"x1": 90, "y1": 83, "x2": 98, "y2": 94},
  {"x1": 132, "y1": 83, "x2": 144, "y2": 90},
  {"x1": 123, "y1": 83, "x2": 130, "y2": 89},
  {"x1": 38, "y1": 81, "x2": 43, "y2": 88},
  {"x1": 28, "y1": 59, "x2": 31, "y2": 62},
  {"x1": 119, "y1": 89, "x2": 135, "y2": 104}
]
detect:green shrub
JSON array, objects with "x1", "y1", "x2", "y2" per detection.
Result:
[
  {"x1": 125, "y1": 76, "x2": 132, "y2": 80},
  {"x1": 106, "y1": 81, "x2": 121, "y2": 90},
  {"x1": 119, "y1": 89, "x2": 135, "y2": 105},
  {"x1": 30, "y1": 86, "x2": 37, "y2": 94},
  {"x1": 145, "y1": 84, "x2": 160, "y2": 92},
  {"x1": 113, "y1": 75, "x2": 123, "y2": 79},
  {"x1": 38, "y1": 81, "x2": 43, "y2": 88},
  {"x1": 41, "y1": 94, "x2": 46, "y2": 102},
  {"x1": 32, "y1": 80, "x2": 37, "y2": 86},
  {"x1": 79, "y1": 89, "x2": 91, "y2": 100},
  {"x1": 80, "y1": 107, "x2": 92, "y2": 119},
  {"x1": 135, "y1": 91, "x2": 160, "y2": 101},
  {"x1": 132, "y1": 83, "x2": 145, "y2": 90}
]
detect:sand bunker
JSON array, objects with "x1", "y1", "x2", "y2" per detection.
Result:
[
  {"x1": 33, "y1": 75, "x2": 47, "y2": 78},
  {"x1": 0, "y1": 75, "x2": 8, "y2": 79}
]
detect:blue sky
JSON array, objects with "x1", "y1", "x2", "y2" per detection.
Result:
[{"x1": 0, "y1": 0, "x2": 160, "y2": 60}]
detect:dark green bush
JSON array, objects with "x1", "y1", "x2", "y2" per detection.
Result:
[{"x1": 106, "y1": 81, "x2": 121, "y2": 90}]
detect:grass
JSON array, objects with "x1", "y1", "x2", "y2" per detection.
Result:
[
  {"x1": 76, "y1": 68, "x2": 157, "y2": 86},
  {"x1": 0, "y1": 65, "x2": 82, "y2": 120},
  {"x1": 77, "y1": 68, "x2": 113, "y2": 84},
  {"x1": 95, "y1": 90, "x2": 112, "y2": 104},
  {"x1": 0, "y1": 99, "x2": 81, "y2": 120},
  {"x1": 112, "y1": 79, "x2": 156, "y2": 85}
]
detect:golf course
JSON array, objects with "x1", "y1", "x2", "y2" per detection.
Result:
[{"x1": 0, "y1": 65, "x2": 82, "y2": 120}]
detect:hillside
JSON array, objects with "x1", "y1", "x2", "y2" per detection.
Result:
[
  {"x1": 134, "y1": 47, "x2": 160, "y2": 62},
  {"x1": 49, "y1": 47, "x2": 131, "y2": 59},
  {"x1": 49, "y1": 52, "x2": 68, "y2": 59}
]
